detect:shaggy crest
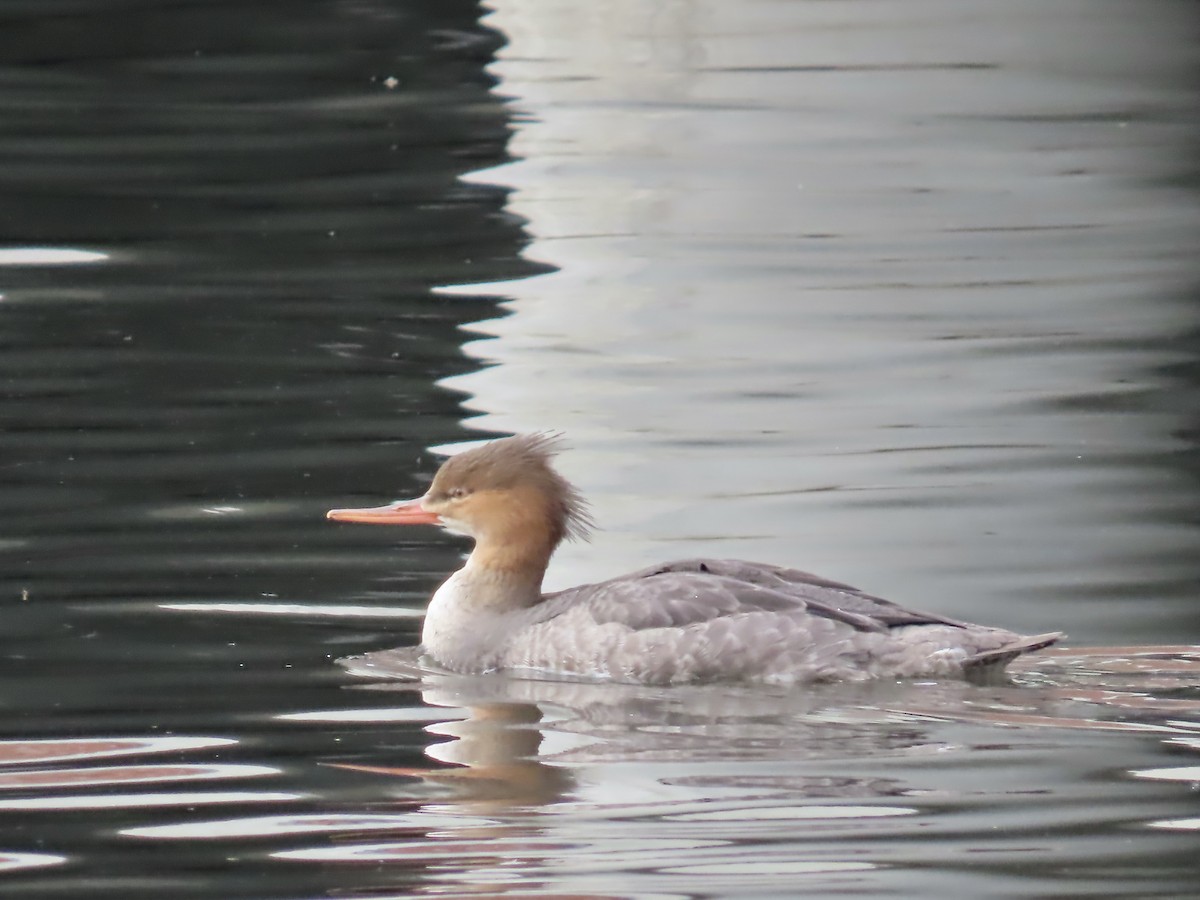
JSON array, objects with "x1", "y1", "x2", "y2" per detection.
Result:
[{"x1": 433, "y1": 433, "x2": 594, "y2": 543}]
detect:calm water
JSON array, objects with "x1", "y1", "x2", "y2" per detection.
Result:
[{"x1": 2, "y1": 0, "x2": 1199, "y2": 897}]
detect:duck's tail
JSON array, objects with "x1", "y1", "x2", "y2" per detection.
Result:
[{"x1": 964, "y1": 631, "x2": 1064, "y2": 672}]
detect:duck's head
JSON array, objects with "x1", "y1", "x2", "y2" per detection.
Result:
[{"x1": 327, "y1": 433, "x2": 593, "y2": 550}]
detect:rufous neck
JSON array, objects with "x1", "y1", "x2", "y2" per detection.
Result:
[{"x1": 458, "y1": 537, "x2": 555, "y2": 610}]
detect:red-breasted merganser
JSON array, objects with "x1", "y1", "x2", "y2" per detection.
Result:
[{"x1": 327, "y1": 434, "x2": 1061, "y2": 684}]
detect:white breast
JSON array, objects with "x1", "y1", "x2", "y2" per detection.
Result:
[{"x1": 421, "y1": 571, "x2": 471, "y2": 658}]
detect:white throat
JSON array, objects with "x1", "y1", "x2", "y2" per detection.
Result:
[{"x1": 419, "y1": 559, "x2": 543, "y2": 671}]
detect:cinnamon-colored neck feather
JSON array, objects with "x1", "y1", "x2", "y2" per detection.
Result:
[
  {"x1": 467, "y1": 486, "x2": 561, "y2": 576},
  {"x1": 451, "y1": 492, "x2": 558, "y2": 611}
]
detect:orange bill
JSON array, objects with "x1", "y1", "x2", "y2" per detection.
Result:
[{"x1": 326, "y1": 496, "x2": 440, "y2": 525}]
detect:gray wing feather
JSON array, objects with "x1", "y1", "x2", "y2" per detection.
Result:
[{"x1": 536, "y1": 558, "x2": 968, "y2": 636}]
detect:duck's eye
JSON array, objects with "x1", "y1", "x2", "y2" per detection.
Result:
[{"x1": 446, "y1": 487, "x2": 469, "y2": 500}]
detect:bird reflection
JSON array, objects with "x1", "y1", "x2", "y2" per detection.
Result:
[
  {"x1": 336, "y1": 647, "x2": 965, "y2": 810},
  {"x1": 333, "y1": 643, "x2": 1200, "y2": 814}
]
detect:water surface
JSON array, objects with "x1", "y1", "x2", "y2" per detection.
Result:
[{"x1": 1, "y1": 0, "x2": 1199, "y2": 897}]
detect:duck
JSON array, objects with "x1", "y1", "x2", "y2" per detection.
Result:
[{"x1": 327, "y1": 434, "x2": 1061, "y2": 685}]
